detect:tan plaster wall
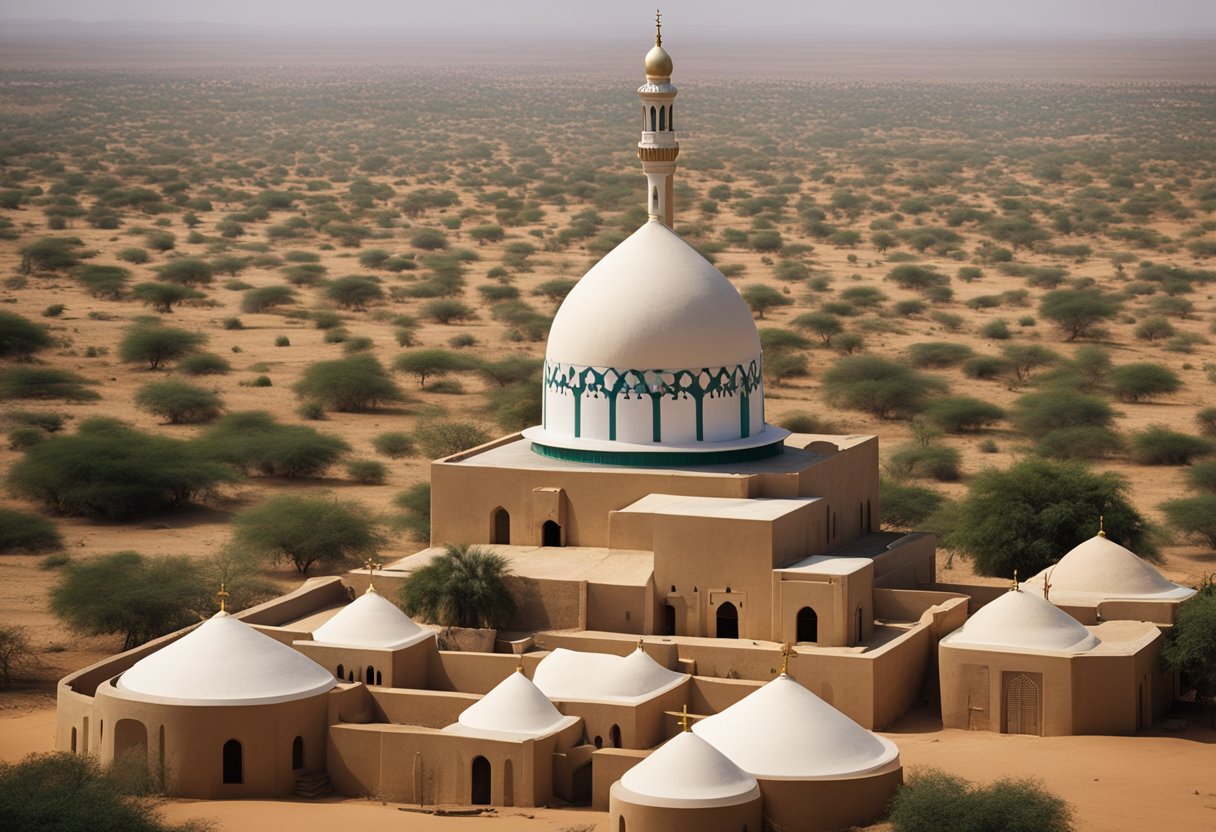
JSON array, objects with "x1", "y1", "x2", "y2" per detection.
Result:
[
  {"x1": 610, "y1": 791, "x2": 763, "y2": 832},
  {"x1": 870, "y1": 533, "x2": 936, "y2": 588},
  {"x1": 757, "y1": 769, "x2": 902, "y2": 832},
  {"x1": 587, "y1": 583, "x2": 649, "y2": 634},
  {"x1": 940, "y1": 646, "x2": 1075, "y2": 735},
  {"x1": 425, "y1": 651, "x2": 541, "y2": 693},
  {"x1": 592, "y1": 748, "x2": 647, "y2": 811},
  {"x1": 293, "y1": 637, "x2": 434, "y2": 689},
  {"x1": 369, "y1": 688, "x2": 479, "y2": 728}
]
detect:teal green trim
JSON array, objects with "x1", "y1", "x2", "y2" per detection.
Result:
[
  {"x1": 608, "y1": 395, "x2": 617, "y2": 441},
  {"x1": 740, "y1": 393, "x2": 750, "y2": 438},
  {"x1": 530, "y1": 441, "x2": 784, "y2": 467},
  {"x1": 651, "y1": 394, "x2": 662, "y2": 442},
  {"x1": 695, "y1": 397, "x2": 704, "y2": 441},
  {"x1": 573, "y1": 390, "x2": 582, "y2": 438}
]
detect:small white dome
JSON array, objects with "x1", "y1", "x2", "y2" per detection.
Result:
[
  {"x1": 118, "y1": 612, "x2": 336, "y2": 706},
  {"x1": 533, "y1": 647, "x2": 686, "y2": 704},
  {"x1": 942, "y1": 589, "x2": 1100, "y2": 653},
  {"x1": 692, "y1": 675, "x2": 900, "y2": 780},
  {"x1": 614, "y1": 731, "x2": 760, "y2": 809},
  {"x1": 545, "y1": 222, "x2": 760, "y2": 371},
  {"x1": 449, "y1": 670, "x2": 575, "y2": 738},
  {"x1": 311, "y1": 589, "x2": 433, "y2": 650},
  {"x1": 1025, "y1": 534, "x2": 1196, "y2": 604}
]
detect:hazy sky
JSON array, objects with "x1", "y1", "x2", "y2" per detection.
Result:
[{"x1": 4, "y1": 0, "x2": 1215, "y2": 37}]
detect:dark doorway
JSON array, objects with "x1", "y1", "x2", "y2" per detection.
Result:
[
  {"x1": 471, "y1": 755, "x2": 491, "y2": 805},
  {"x1": 222, "y1": 739, "x2": 243, "y2": 784},
  {"x1": 572, "y1": 761, "x2": 592, "y2": 805},
  {"x1": 542, "y1": 520, "x2": 562, "y2": 547},
  {"x1": 663, "y1": 604, "x2": 676, "y2": 636},
  {"x1": 114, "y1": 720, "x2": 147, "y2": 769},
  {"x1": 716, "y1": 602, "x2": 739, "y2": 639},
  {"x1": 336, "y1": 663, "x2": 344, "y2": 680},
  {"x1": 492, "y1": 507, "x2": 510, "y2": 545},
  {"x1": 292, "y1": 736, "x2": 304, "y2": 770},
  {"x1": 796, "y1": 606, "x2": 818, "y2": 643},
  {"x1": 609, "y1": 724, "x2": 622, "y2": 748},
  {"x1": 366, "y1": 665, "x2": 375, "y2": 685}
]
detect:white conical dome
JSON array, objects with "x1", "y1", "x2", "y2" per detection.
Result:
[
  {"x1": 533, "y1": 647, "x2": 686, "y2": 704},
  {"x1": 692, "y1": 674, "x2": 900, "y2": 780},
  {"x1": 1025, "y1": 534, "x2": 1196, "y2": 604},
  {"x1": 614, "y1": 731, "x2": 760, "y2": 808},
  {"x1": 117, "y1": 611, "x2": 336, "y2": 706},
  {"x1": 448, "y1": 670, "x2": 575, "y2": 738},
  {"x1": 546, "y1": 222, "x2": 759, "y2": 370},
  {"x1": 941, "y1": 589, "x2": 1100, "y2": 653},
  {"x1": 311, "y1": 588, "x2": 433, "y2": 650}
]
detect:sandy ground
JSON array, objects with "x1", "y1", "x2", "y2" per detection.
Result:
[{"x1": 3, "y1": 703, "x2": 1213, "y2": 831}]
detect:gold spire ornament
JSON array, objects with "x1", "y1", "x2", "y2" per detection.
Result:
[
  {"x1": 679, "y1": 704, "x2": 690, "y2": 732},
  {"x1": 217, "y1": 582, "x2": 229, "y2": 613},
  {"x1": 1098, "y1": 515, "x2": 1106, "y2": 538},
  {"x1": 655, "y1": 9, "x2": 662, "y2": 46},
  {"x1": 1010, "y1": 569, "x2": 1020, "y2": 592},
  {"x1": 364, "y1": 558, "x2": 383, "y2": 593},
  {"x1": 778, "y1": 642, "x2": 793, "y2": 676}
]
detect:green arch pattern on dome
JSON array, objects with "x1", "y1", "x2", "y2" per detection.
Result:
[{"x1": 542, "y1": 359, "x2": 763, "y2": 442}]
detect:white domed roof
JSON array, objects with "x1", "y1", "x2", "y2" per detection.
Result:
[
  {"x1": 311, "y1": 589, "x2": 433, "y2": 650},
  {"x1": 1025, "y1": 535, "x2": 1196, "y2": 604},
  {"x1": 545, "y1": 222, "x2": 760, "y2": 370},
  {"x1": 692, "y1": 674, "x2": 900, "y2": 780},
  {"x1": 448, "y1": 670, "x2": 576, "y2": 738},
  {"x1": 533, "y1": 647, "x2": 686, "y2": 704},
  {"x1": 117, "y1": 611, "x2": 336, "y2": 706},
  {"x1": 613, "y1": 731, "x2": 760, "y2": 809},
  {"x1": 941, "y1": 589, "x2": 1100, "y2": 653}
]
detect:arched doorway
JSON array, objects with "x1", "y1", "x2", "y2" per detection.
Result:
[
  {"x1": 366, "y1": 665, "x2": 375, "y2": 685},
  {"x1": 471, "y1": 755, "x2": 491, "y2": 805},
  {"x1": 663, "y1": 603, "x2": 676, "y2": 636},
  {"x1": 222, "y1": 739, "x2": 243, "y2": 784},
  {"x1": 542, "y1": 520, "x2": 562, "y2": 547},
  {"x1": 609, "y1": 724, "x2": 622, "y2": 748},
  {"x1": 336, "y1": 663, "x2": 344, "y2": 680},
  {"x1": 292, "y1": 736, "x2": 304, "y2": 770},
  {"x1": 492, "y1": 507, "x2": 510, "y2": 544},
  {"x1": 796, "y1": 606, "x2": 818, "y2": 643},
  {"x1": 114, "y1": 719, "x2": 147, "y2": 769},
  {"x1": 1005, "y1": 673, "x2": 1041, "y2": 736},
  {"x1": 716, "y1": 602, "x2": 739, "y2": 639}
]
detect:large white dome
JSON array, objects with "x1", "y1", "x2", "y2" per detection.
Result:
[
  {"x1": 447, "y1": 670, "x2": 576, "y2": 738},
  {"x1": 117, "y1": 611, "x2": 336, "y2": 706},
  {"x1": 941, "y1": 589, "x2": 1100, "y2": 653},
  {"x1": 546, "y1": 221, "x2": 759, "y2": 370},
  {"x1": 614, "y1": 731, "x2": 760, "y2": 809},
  {"x1": 1024, "y1": 534, "x2": 1196, "y2": 605},
  {"x1": 311, "y1": 588, "x2": 433, "y2": 651}
]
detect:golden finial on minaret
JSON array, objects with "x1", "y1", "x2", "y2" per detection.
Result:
[
  {"x1": 679, "y1": 704, "x2": 689, "y2": 732},
  {"x1": 1098, "y1": 515, "x2": 1106, "y2": 538},
  {"x1": 655, "y1": 9, "x2": 662, "y2": 46},
  {"x1": 1010, "y1": 569, "x2": 1020, "y2": 592},
  {"x1": 364, "y1": 558, "x2": 383, "y2": 593},
  {"x1": 778, "y1": 642, "x2": 794, "y2": 677},
  {"x1": 217, "y1": 582, "x2": 229, "y2": 613}
]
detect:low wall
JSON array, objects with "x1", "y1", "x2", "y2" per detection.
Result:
[
  {"x1": 369, "y1": 688, "x2": 479, "y2": 728},
  {"x1": 874, "y1": 587, "x2": 968, "y2": 623},
  {"x1": 592, "y1": 748, "x2": 647, "y2": 811},
  {"x1": 931, "y1": 582, "x2": 1006, "y2": 613}
]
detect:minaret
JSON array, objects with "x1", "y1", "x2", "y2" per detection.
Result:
[{"x1": 638, "y1": 10, "x2": 679, "y2": 227}]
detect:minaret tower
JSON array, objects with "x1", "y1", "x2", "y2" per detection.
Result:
[{"x1": 638, "y1": 11, "x2": 679, "y2": 227}]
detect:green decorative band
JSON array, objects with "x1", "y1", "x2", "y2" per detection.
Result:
[
  {"x1": 543, "y1": 360, "x2": 763, "y2": 400},
  {"x1": 530, "y1": 440, "x2": 784, "y2": 468}
]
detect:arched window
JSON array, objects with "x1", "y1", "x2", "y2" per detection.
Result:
[
  {"x1": 336, "y1": 663, "x2": 344, "y2": 680},
  {"x1": 609, "y1": 724, "x2": 622, "y2": 748},
  {"x1": 659, "y1": 106, "x2": 666, "y2": 131},
  {"x1": 542, "y1": 520, "x2": 562, "y2": 547},
  {"x1": 492, "y1": 507, "x2": 510, "y2": 545},
  {"x1": 471, "y1": 756, "x2": 492, "y2": 805},
  {"x1": 71, "y1": 727, "x2": 77, "y2": 754},
  {"x1": 669, "y1": 104, "x2": 674, "y2": 130},
  {"x1": 652, "y1": 186, "x2": 659, "y2": 211},
  {"x1": 796, "y1": 606, "x2": 818, "y2": 643},
  {"x1": 619, "y1": 818, "x2": 626, "y2": 832},
  {"x1": 663, "y1": 603, "x2": 676, "y2": 636},
  {"x1": 292, "y1": 736, "x2": 304, "y2": 770},
  {"x1": 376, "y1": 670, "x2": 383, "y2": 685},
  {"x1": 594, "y1": 735, "x2": 603, "y2": 749},
  {"x1": 716, "y1": 602, "x2": 739, "y2": 639},
  {"x1": 222, "y1": 739, "x2": 243, "y2": 784},
  {"x1": 649, "y1": 106, "x2": 657, "y2": 131},
  {"x1": 366, "y1": 665, "x2": 375, "y2": 685}
]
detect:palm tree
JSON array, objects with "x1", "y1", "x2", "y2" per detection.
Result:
[{"x1": 400, "y1": 543, "x2": 517, "y2": 630}]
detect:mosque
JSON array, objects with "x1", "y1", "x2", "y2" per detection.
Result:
[{"x1": 55, "y1": 17, "x2": 1198, "y2": 832}]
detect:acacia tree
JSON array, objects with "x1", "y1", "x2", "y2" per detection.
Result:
[
  {"x1": 118, "y1": 324, "x2": 206, "y2": 369},
  {"x1": 1038, "y1": 288, "x2": 1121, "y2": 341},
  {"x1": 0, "y1": 625, "x2": 41, "y2": 689},
  {"x1": 293, "y1": 354, "x2": 406, "y2": 411},
  {"x1": 1162, "y1": 580, "x2": 1216, "y2": 714},
  {"x1": 0, "y1": 312, "x2": 53, "y2": 359},
  {"x1": 232, "y1": 493, "x2": 385, "y2": 574},
  {"x1": 400, "y1": 543, "x2": 517, "y2": 629}
]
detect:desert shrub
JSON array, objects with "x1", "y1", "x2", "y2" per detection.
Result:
[
  {"x1": 51, "y1": 551, "x2": 207, "y2": 649},
  {"x1": 1134, "y1": 316, "x2": 1176, "y2": 342},
  {"x1": 394, "y1": 482, "x2": 431, "y2": 541},
  {"x1": 133, "y1": 379, "x2": 223, "y2": 424},
  {"x1": 410, "y1": 228, "x2": 449, "y2": 250},
  {"x1": 178, "y1": 352, "x2": 230, "y2": 375},
  {"x1": 839, "y1": 286, "x2": 886, "y2": 309},
  {"x1": 1108, "y1": 362, "x2": 1181, "y2": 402},
  {"x1": 346, "y1": 459, "x2": 388, "y2": 485},
  {"x1": 118, "y1": 324, "x2": 206, "y2": 369},
  {"x1": 0, "y1": 367, "x2": 99, "y2": 402},
  {"x1": 1198, "y1": 407, "x2": 1216, "y2": 437},
  {"x1": 1011, "y1": 390, "x2": 1114, "y2": 439},
  {"x1": 923, "y1": 397, "x2": 1005, "y2": 432},
  {"x1": 400, "y1": 543, "x2": 517, "y2": 629},
  {"x1": 1160, "y1": 495, "x2": 1216, "y2": 548},
  {"x1": 1001, "y1": 344, "x2": 1061, "y2": 383},
  {"x1": 741, "y1": 284, "x2": 792, "y2": 318},
  {"x1": 979, "y1": 318, "x2": 1011, "y2": 339},
  {"x1": 478, "y1": 284, "x2": 520, "y2": 303},
  {"x1": 325, "y1": 275, "x2": 383, "y2": 309},
  {"x1": 222, "y1": 316, "x2": 243, "y2": 330},
  {"x1": 821, "y1": 355, "x2": 948, "y2": 419},
  {"x1": 1034, "y1": 426, "x2": 1124, "y2": 460},
  {"x1": 1161, "y1": 581, "x2": 1216, "y2": 706},
  {"x1": 880, "y1": 480, "x2": 945, "y2": 530},
  {"x1": 41, "y1": 303, "x2": 65, "y2": 318},
  {"x1": 233, "y1": 493, "x2": 384, "y2": 574},
  {"x1": 935, "y1": 457, "x2": 1154, "y2": 576},
  {"x1": 198, "y1": 411, "x2": 349, "y2": 477},
  {"x1": 929, "y1": 311, "x2": 965, "y2": 332},
  {"x1": 888, "y1": 768, "x2": 1072, "y2": 832},
  {"x1": 8, "y1": 428, "x2": 47, "y2": 450},
  {"x1": 154, "y1": 256, "x2": 213, "y2": 286},
  {"x1": 886, "y1": 263, "x2": 949, "y2": 293},
  {"x1": 73, "y1": 264, "x2": 131, "y2": 299},
  {"x1": 130, "y1": 282, "x2": 205, "y2": 312},
  {"x1": 1038, "y1": 288, "x2": 1121, "y2": 341},
  {"x1": 777, "y1": 412, "x2": 841, "y2": 434},
  {"x1": 1184, "y1": 461, "x2": 1216, "y2": 493},
  {"x1": 240, "y1": 285, "x2": 297, "y2": 313},
  {"x1": 791, "y1": 311, "x2": 843, "y2": 344},
  {"x1": 19, "y1": 236, "x2": 84, "y2": 273},
  {"x1": 0, "y1": 311, "x2": 53, "y2": 359},
  {"x1": 293, "y1": 354, "x2": 405, "y2": 411},
  {"x1": 414, "y1": 419, "x2": 490, "y2": 458},
  {"x1": 372, "y1": 431, "x2": 415, "y2": 458},
  {"x1": 533, "y1": 278, "x2": 578, "y2": 304},
  {"x1": 0, "y1": 624, "x2": 41, "y2": 689},
  {"x1": 485, "y1": 382, "x2": 542, "y2": 432},
  {"x1": 282, "y1": 263, "x2": 328, "y2": 286},
  {"x1": 117, "y1": 246, "x2": 150, "y2": 264},
  {"x1": 886, "y1": 443, "x2": 962, "y2": 482},
  {"x1": 0, "y1": 507, "x2": 63, "y2": 554},
  {"x1": 906, "y1": 341, "x2": 974, "y2": 368},
  {"x1": 1130, "y1": 426, "x2": 1215, "y2": 465},
  {"x1": 274, "y1": 335, "x2": 291, "y2": 347},
  {"x1": 393, "y1": 348, "x2": 479, "y2": 388},
  {"x1": 834, "y1": 332, "x2": 864, "y2": 353},
  {"x1": 893, "y1": 299, "x2": 927, "y2": 316},
  {"x1": 311, "y1": 309, "x2": 343, "y2": 329},
  {"x1": 7, "y1": 418, "x2": 232, "y2": 519},
  {"x1": 961, "y1": 355, "x2": 1012, "y2": 381},
  {"x1": 5, "y1": 410, "x2": 66, "y2": 433}
]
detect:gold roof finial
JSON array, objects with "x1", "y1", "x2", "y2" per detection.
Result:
[
  {"x1": 637, "y1": 638, "x2": 644, "y2": 652},
  {"x1": 679, "y1": 704, "x2": 689, "y2": 732},
  {"x1": 364, "y1": 558, "x2": 383, "y2": 593},
  {"x1": 1010, "y1": 569, "x2": 1020, "y2": 592},
  {"x1": 778, "y1": 642, "x2": 793, "y2": 677},
  {"x1": 516, "y1": 655, "x2": 525, "y2": 674},
  {"x1": 217, "y1": 582, "x2": 229, "y2": 613},
  {"x1": 655, "y1": 9, "x2": 662, "y2": 46},
  {"x1": 1098, "y1": 515, "x2": 1106, "y2": 538}
]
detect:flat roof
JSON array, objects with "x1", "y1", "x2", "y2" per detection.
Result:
[
  {"x1": 438, "y1": 433, "x2": 874, "y2": 477},
  {"x1": 618, "y1": 492, "x2": 820, "y2": 521},
  {"x1": 387, "y1": 544, "x2": 654, "y2": 587},
  {"x1": 777, "y1": 555, "x2": 872, "y2": 576}
]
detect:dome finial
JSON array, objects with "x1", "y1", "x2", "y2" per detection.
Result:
[
  {"x1": 655, "y1": 9, "x2": 662, "y2": 46},
  {"x1": 1010, "y1": 569, "x2": 1020, "y2": 592},
  {"x1": 679, "y1": 703, "x2": 690, "y2": 732},
  {"x1": 364, "y1": 558, "x2": 383, "y2": 594},
  {"x1": 778, "y1": 642, "x2": 793, "y2": 677},
  {"x1": 217, "y1": 582, "x2": 229, "y2": 613},
  {"x1": 1098, "y1": 515, "x2": 1106, "y2": 538}
]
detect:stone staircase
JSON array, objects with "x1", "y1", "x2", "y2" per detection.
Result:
[{"x1": 293, "y1": 771, "x2": 332, "y2": 799}]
